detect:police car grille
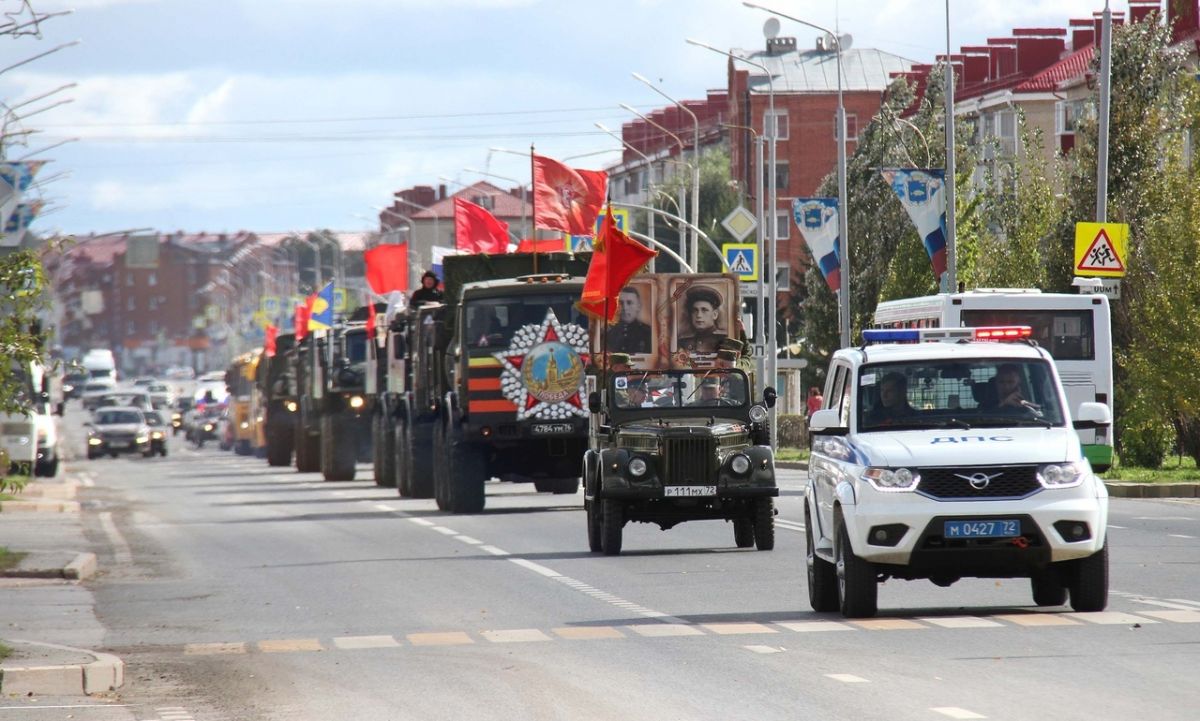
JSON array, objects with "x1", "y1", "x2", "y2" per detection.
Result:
[
  {"x1": 916, "y1": 466, "x2": 1041, "y2": 500},
  {"x1": 664, "y1": 437, "x2": 715, "y2": 485}
]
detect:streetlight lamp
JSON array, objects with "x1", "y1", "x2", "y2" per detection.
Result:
[
  {"x1": 743, "y1": 1, "x2": 851, "y2": 349},
  {"x1": 631, "y1": 72, "x2": 700, "y2": 271}
]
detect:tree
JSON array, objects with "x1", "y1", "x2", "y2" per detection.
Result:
[{"x1": 0, "y1": 249, "x2": 49, "y2": 414}]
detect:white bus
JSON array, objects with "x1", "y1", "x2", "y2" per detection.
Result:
[{"x1": 873, "y1": 289, "x2": 1113, "y2": 470}]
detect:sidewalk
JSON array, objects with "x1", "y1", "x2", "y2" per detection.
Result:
[
  {"x1": 774, "y1": 460, "x2": 1200, "y2": 498},
  {"x1": 0, "y1": 474, "x2": 124, "y2": 696}
]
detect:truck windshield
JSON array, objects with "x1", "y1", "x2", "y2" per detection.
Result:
[
  {"x1": 465, "y1": 294, "x2": 588, "y2": 349},
  {"x1": 344, "y1": 331, "x2": 368, "y2": 364},
  {"x1": 857, "y1": 358, "x2": 1065, "y2": 432},
  {"x1": 611, "y1": 369, "x2": 750, "y2": 410}
]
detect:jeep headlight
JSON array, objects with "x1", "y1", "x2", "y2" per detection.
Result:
[
  {"x1": 861, "y1": 467, "x2": 920, "y2": 493},
  {"x1": 729, "y1": 453, "x2": 751, "y2": 475},
  {"x1": 628, "y1": 457, "x2": 648, "y2": 477},
  {"x1": 349, "y1": 395, "x2": 365, "y2": 409},
  {"x1": 1038, "y1": 461, "x2": 1086, "y2": 488},
  {"x1": 749, "y1": 405, "x2": 768, "y2": 423},
  {"x1": 285, "y1": 400, "x2": 298, "y2": 413}
]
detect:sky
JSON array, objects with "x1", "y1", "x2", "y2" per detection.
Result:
[{"x1": 0, "y1": 0, "x2": 1105, "y2": 236}]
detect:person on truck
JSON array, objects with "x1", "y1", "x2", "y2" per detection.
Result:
[{"x1": 410, "y1": 270, "x2": 443, "y2": 307}]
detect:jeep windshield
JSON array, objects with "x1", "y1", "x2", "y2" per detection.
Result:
[
  {"x1": 857, "y1": 358, "x2": 1065, "y2": 432},
  {"x1": 611, "y1": 369, "x2": 750, "y2": 410},
  {"x1": 464, "y1": 294, "x2": 588, "y2": 349}
]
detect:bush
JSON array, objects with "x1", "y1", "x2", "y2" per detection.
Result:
[
  {"x1": 777, "y1": 414, "x2": 807, "y2": 447},
  {"x1": 1118, "y1": 405, "x2": 1175, "y2": 469}
]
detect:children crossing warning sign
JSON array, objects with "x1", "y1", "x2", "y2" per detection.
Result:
[
  {"x1": 1074, "y1": 222, "x2": 1128, "y2": 278},
  {"x1": 722, "y1": 243, "x2": 758, "y2": 282}
]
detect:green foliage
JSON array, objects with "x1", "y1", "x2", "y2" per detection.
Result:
[
  {"x1": 1117, "y1": 397, "x2": 1175, "y2": 469},
  {"x1": 0, "y1": 249, "x2": 48, "y2": 415},
  {"x1": 776, "y1": 413, "x2": 807, "y2": 447},
  {"x1": 651, "y1": 146, "x2": 739, "y2": 274}
]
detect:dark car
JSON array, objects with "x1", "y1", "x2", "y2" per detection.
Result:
[
  {"x1": 583, "y1": 369, "x2": 778, "y2": 556},
  {"x1": 86, "y1": 406, "x2": 153, "y2": 459},
  {"x1": 142, "y1": 409, "x2": 170, "y2": 457}
]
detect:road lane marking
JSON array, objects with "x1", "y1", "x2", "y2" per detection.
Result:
[
  {"x1": 992, "y1": 614, "x2": 1081, "y2": 627},
  {"x1": 456, "y1": 535, "x2": 483, "y2": 545},
  {"x1": 1165, "y1": 598, "x2": 1200, "y2": 608},
  {"x1": 775, "y1": 621, "x2": 856, "y2": 633},
  {"x1": 1107, "y1": 524, "x2": 1126, "y2": 529},
  {"x1": 701, "y1": 622, "x2": 777, "y2": 635},
  {"x1": 1168, "y1": 534, "x2": 1196, "y2": 539},
  {"x1": 258, "y1": 638, "x2": 323, "y2": 653},
  {"x1": 775, "y1": 519, "x2": 806, "y2": 532},
  {"x1": 480, "y1": 545, "x2": 510, "y2": 556},
  {"x1": 628, "y1": 624, "x2": 705, "y2": 637},
  {"x1": 509, "y1": 558, "x2": 561, "y2": 577},
  {"x1": 407, "y1": 518, "x2": 436, "y2": 526},
  {"x1": 99, "y1": 511, "x2": 133, "y2": 564},
  {"x1": 373, "y1": 503, "x2": 398, "y2": 512},
  {"x1": 1068, "y1": 612, "x2": 1158, "y2": 625},
  {"x1": 184, "y1": 642, "x2": 246, "y2": 655},
  {"x1": 1139, "y1": 610, "x2": 1200, "y2": 622},
  {"x1": 849, "y1": 618, "x2": 925, "y2": 630},
  {"x1": 481, "y1": 629, "x2": 553, "y2": 643},
  {"x1": 1129, "y1": 598, "x2": 1199, "y2": 611},
  {"x1": 745, "y1": 645, "x2": 786, "y2": 654},
  {"x1": 919, "y1": 616, "x2": 1004, "y2": 629},
  {"x1": 825, "y1": 673, "x2": 869, "y2": 683},
  {"x1": 333, "y1": 635, "x2": 400, "y2": 649},
  {"x1": 552, "y1": 626, "x2": 625, "y2": 640},
  {"x1": 931, "y1": 708, "x2": 986, "y2": 719},
  {"x1": 407, "y1": 631, "x2": 473, "y2": 646},
  {"x1": 431, "y1": 526, "x2": 458, "y2": 535}
]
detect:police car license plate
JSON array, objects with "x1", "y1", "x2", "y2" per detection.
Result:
[
  {"x1": 531, "y1": 423, "x2": 573, "y2": 435},
  {"x1": 664, "y1": 486, "x2": 717, "y2": 497},
  {"x1": 944, "y1": 519, "x2": 1020, "y2": 539}
]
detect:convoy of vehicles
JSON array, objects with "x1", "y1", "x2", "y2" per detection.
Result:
[{"x1": 806, "y1": 325, "x2": 1111, "y2": 618}]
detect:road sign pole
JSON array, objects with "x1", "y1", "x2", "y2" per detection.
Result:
[{"x1": 755, "y1": 136, "x2": 766, "y2": 392}]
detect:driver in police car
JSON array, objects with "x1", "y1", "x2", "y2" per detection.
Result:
[{"x1": 865, "y1": 372, "x2": 916, "y2": 425}]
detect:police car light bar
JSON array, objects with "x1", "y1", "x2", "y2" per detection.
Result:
[{"x1": 862, "y1": 326, "x2": 1032, "y2": 344}]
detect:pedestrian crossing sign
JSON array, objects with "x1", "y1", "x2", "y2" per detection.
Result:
[
  {"x1": 722, "y1": 243, "x2": 758, "y2": 282},
  {"x1": 566, "y1": 208, "x2": 630, "y2": 253},
  {"x1": 1074, "y1": 222, "x2": 1128, "y2": 278}
]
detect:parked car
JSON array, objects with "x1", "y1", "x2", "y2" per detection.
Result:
[{"x1": 86, "y1": 406, "x2": 153, "y2": 459}]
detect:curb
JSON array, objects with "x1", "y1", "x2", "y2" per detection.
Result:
[
  {"x1": 0, "y1": 499, "x2": 81, "y2": 513},
  {"x1": 0, "y1": 552, "x2": 97, "y2": 580},
  {"x1": 0, "y1": 639, "x2": 123, "y2": 696}
]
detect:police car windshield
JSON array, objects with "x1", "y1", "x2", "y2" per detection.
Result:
[
  {"x1": 465, "y1": 294, "x2": 587, "y2": 349},
  {"x1": 611, "y1": 369, "x2": 749, "y2": 410},
  {"x1": 857, "y1": 359, "x2": 1064, "y2": 432}
]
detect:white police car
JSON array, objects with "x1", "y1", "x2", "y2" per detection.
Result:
[{"x1": 806, "y1": 326, "x2": 1111, "y2": 618}]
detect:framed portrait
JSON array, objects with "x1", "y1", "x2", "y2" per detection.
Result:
[
  {"x1": 668, "y1": 275, "x2": 737, "y2": 368},
  {"x1": 590, "y1": 277, "x2": 659, "y2": 367}
]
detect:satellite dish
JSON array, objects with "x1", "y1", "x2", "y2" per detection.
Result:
[
  {"x1": 763, "y1": 17, "x2": 780, "y2": 39},
  {"x1": 839, "y1": 33, "x2": 853, "y2": 51}
]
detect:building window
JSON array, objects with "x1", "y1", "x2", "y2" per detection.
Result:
[
  {"x1": 127, "y1": 320, "x2": 136, "y2": 335},
  {"x1": 775, "y1": 262, "x2": 791, "y2": 292},
  {"x1": 127, "y1": 297, "x2": 136, "y2": 311},
  {"x1": 187, "y1": 267, "x2": 196, "y2": 284},
  {"x1": 764, "y1": 110, "x2": 789, "y2": 140},
  {"x1": 763, "y1": 161, "x2": 790, "y2": 194},
  {"x1": 624, "y1": 171, "x2": 640, "y2": 196},
  {"x1": 148, "y1": 297, "x2": 158, "y2": 311},
  {"x1": 775, "y1": 210, "x2": 791, "y2": 240},
  {"x1": 1055, "y1": 99, "x2": 1087, "y2": 154},
  {"x1": 148, "y1": 272, "x2": 157, "y2": 287},
  {"x1": 834, "y1": 114, "x2": 859, "y2": 142},
  {"x1": 981, "y1": 109, "x2": 1018, "y2": 157},
  {"x1": 125, "y1": 273, "x2": 133, "y2": 287}
]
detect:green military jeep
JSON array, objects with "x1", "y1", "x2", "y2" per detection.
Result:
[{"x1": 583, "y1": 368, "x2": 778, "y2": 555}]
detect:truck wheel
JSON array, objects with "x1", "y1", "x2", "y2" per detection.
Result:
[
  {"x1": 534, "y1": 477, "x2": 580, "y2": 494},
  {"x1": 806, "y1": 510, "x2": 839, "y2": 612},
  {"x1": 433, "y1": 423, "x2": 451, "y2": 511},
  {"x1": 374, "y1": 415, "x2": 396, "y2": 488},
  {"x1": 1068, "y1": 543, "x2": 1109, "y2": 612},
  {"x1": 586, "y1": 499, "x2": 603, "y2": 553},
  {"x1": 733, "y1": 519, "x2": 755, "y2": 548},
  {"x1": 395, "y1": 419, "x2": 411, "y2": 496},
  {"x1": 601, "y1": 499, "x2": 624, "y2": 556},
  {"x1": 753, "y1": 497, "x2": 775, "y2": 551},
  {"x1": 295, "y1": 422, "x2": 320, "y2": 473},
  {"x1": 407, "y1": 420, "x2": 435, "y2": 499},
  {"x1": 447, "y1": 440, "x2": 486, "y2": 514},
  {"x1": 836, "y1": 518, "x2": 877, "y2": 618},
  {"x1": 1031, "y1": 568, "x2": 1068, "y2": 607},
  {"x1": 266, "y1": 425, "x2": 292, "y2": 466},
  {"x1": 321, "y1": 418, "x2": 357, "y2": 481}
]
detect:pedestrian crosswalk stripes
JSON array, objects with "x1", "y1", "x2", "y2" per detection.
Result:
[{"x1": 166, "y1": 608, "x2": 1200, "y2": 656}]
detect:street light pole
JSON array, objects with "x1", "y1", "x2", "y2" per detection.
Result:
[
  {"x1": 744, "y1": 2, "x2": 851, "y2": 349},
  {"x1": 944, "y1": 0, "x2": 957, "y2": 291},
  {"x1": 632, "y1": 73, "x2": 700, "y2": 271}
]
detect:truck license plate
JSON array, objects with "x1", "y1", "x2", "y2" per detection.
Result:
[
  {"x1": 664, "y1": 486, "x2": 717, "y2": 497},
  {"x1": 943, "y1": 519, "x2": 1020, "y2": 539},
  {"x1": 531, "y1": 423, "x2": 573, "y2": 435}
]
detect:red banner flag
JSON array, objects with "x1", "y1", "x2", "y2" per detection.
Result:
[
  {"x1": 295, "y1": 293, "x2": 316, "y2": 341},
  {"x1": 532, "y1": 154, "x2": 607, "y2": 236},
  {"x1": 364, "y1": 243, "x2": 409, "y2": 294},
  {"x1": 576, "y1": 205, "x2": 657, "y2": 323},
  {"x1": 454, "y1": 197, "x2": 510, "y2": 254},
  {"x1": 365, "y1": 294, "x2": 377, "y2": 340},
  {"x1": 264, "y1": 324, "x2": 278, "y2": 357},
  {"x1": 515, "y1": 237, "x2": 566, "y2": 254}
]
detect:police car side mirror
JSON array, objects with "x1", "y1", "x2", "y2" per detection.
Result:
[
  {"x1": 1073, "y1": 402, "x2": 1111, "y2": 430},
  {"x1": 762, "y1": 386, "x2": 778, "y2": 409},
  {"x1": 588, "y1": 391, "x2": 602, "y2": 415},
  {"x1": 809, "y1": 408, "x2": 848, "y2": 436}
]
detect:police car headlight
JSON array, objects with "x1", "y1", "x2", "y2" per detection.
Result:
[
  {"x1": 749, "y1": 405, "x2": 768, "y2": 423},
  {"x1": 1038, "y1": 461, "x2": 1085, "y2": 488},
  {"x1": 349, "y1": 395, "x2": 365, "y2": 409},
  {"x1": 628, "y1": 457, "x2": 648, "y2": 477},
  {"x1": 285, "y1": 400, "x2": 298, "y2": 413},
  {"x1": 861, "y1": 466, "x2": 920, "y2": 493},
  {"x1": 729, "y1": 454, "x2": 751, "y2": 475}
]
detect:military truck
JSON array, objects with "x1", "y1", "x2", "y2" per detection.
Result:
[
  {"x1": 583, "y1": 368, "x2": 778, "y2": 555},
  {"x1": 291, "y1": 333, "x2": 322, "y2": 473},
  {"x1": 363, "y1": 301, "x2": 405, "y2": 489},
  {"x1": 258, "y1": 331, "x2": 297, "y2": 467},
  {"x1": 297, "y1": 319, "x2": 373, "y2": 481},
  {"x1": 392, "y1": 253, "x2": 591, "y2": 512}
]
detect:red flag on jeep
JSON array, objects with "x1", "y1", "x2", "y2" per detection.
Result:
[{"x1": 576, "y1": 205, "x2": 656, "y2": 323}]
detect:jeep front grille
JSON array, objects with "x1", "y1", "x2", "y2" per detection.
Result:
[
  {"x1": 664, "y1": 436, "x2": 715, "y2": 485},
  {"x1": 916, "y1": 466, "x2": 1041, "y2": 500}
]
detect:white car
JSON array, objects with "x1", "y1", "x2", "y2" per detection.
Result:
[{"x1": 806, "y1": 326, "x2": 1112, "y2": 618}]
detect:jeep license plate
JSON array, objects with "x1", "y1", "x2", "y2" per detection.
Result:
[
  {"x1": 531, "y1": 423, "x2": 573, "y2": 435},
  {"x1": 943, "y1": 519, "x2": 1020, "y2": 539},
  {"x1": 664, "y1": 486, "x2": 717, "y2": 497}
]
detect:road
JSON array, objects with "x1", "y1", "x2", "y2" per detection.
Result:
[{"x1": 8, "y1": 408, "x2": 1200, "y2": 721}]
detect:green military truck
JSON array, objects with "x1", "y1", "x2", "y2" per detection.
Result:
[{"x1": 258, "y1": 331, "x2": 297, "y2": 467}]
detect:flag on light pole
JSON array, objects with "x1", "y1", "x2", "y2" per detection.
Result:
[
  {"x1": 880, "y1": 168, "x2": 948, "y2": 280},
  {"x1": 791, "y1": 198, "x2": 841, "y2": 292}
]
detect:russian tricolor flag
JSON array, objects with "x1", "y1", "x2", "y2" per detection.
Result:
[
  {"x1": 881, "y1": 168, "x2": 948, "y2": 279},
  {"x1": 791, "y1": 198, "x2": 841, "y2": 292}
]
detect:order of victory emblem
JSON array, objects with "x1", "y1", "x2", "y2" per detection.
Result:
[{"x1": 494, "y1": 308, "x2": 590, "y2": 420}]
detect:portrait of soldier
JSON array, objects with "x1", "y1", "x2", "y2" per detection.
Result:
[
  {"x1": 608, "y1": 285, "x2": 652, "y2": 354},
  {"x1": 677, "y1": 285, "x2": 728, "y2": 353}
]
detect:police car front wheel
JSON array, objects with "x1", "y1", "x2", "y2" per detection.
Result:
[{"x1": 836, "y1": 520, "x2": 878, "y2": 618}]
